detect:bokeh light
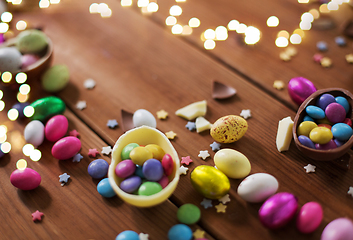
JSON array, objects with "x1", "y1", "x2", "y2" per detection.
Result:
[
  {"x1": 1, "y1": 12, "x2": 12, "y2": 23},
  {"x1": 236, "y1": 23, "x2": 247, "y2": 33},
  {"x1": 277, "y1": 30, "x2": 289, "y2": 39},
  {"x1": 19, "y1": 84, "x2": 30, "y2": 95},
  {"x1": 166, "y1": 16, "x2": 177, "y2": 26},
  {"x1": 30, "y1": 149, "x2": 42, "y2": 161},
  {"x1": 16, "y1": 20, "x2": 27, "y2": 31},
  {"x1": 0, "y1": 101, "x2": 4, "y2": 112},
  {"x1": 23, "y1": 106, "x2": 35, "y2": 118},
  {"x1": 137, "y1": 0, "x2": 149, "y2": 7},
  {"x1": 0, "y1": 23, "x2": 9, "y2": 33},
  {"x1": 169, "y1": 5, "x2": 182, "y2": 16},
  {"x1": 171, "y1": 24, "x2": 183, "y2": 34},
  {"x1": 16, "y1": 159, "x2": 27, "y2": 170},
  {"x1": 15, "y1": 72, "x2": 27, "y2": 84},
  {"x1": 290, "y1": 34, "x2": 302, "y2": 44},
  {"x1": 1, "y1": 142, "x2": 11, "y2": 153},
  {"x1": 89, "y1": 3, "x2": 99, "y2": 13},
  {"x1": 23, "y1": 143, "x2": 34, "y2": 157},
  {"x1": 39, "y1": 0, "x2": 50, "y2": 8},
  {"x1": 204, "y1": 39, "x2": 216, "y2": 50},
  {"x1": 1, "y1": 72, "x2": 12, "y2": 83},
  {"x1": 121, "y1": 0, "x2": 132, "y2": 6},
  {"x1": 228, "y1": 20, "x2": 239, "y2": 31},
  {"x1": 267, "y1": 16, "x2": 279, "y2": 27},
  {"x1": 147, "y1": 2, "x2": 158, "y2": 12},
  {"x1": 17, "y1": 92, "x2": 29, "y2": 103},
  {"x1": 8, "y1": 108, "x2": 19, "y2": 121},
  {"x1": 204, "y1": 29, "x2": 216, "y2": 40},
  {"x1": 215, "y1": 26, "x2": 228, "y2": 41},
  {"x1": 189, "y1": 17, "x2": 200, "y2": 28},
  {"x1": 275, "y1": 37, "x2": 289, "y2": 47},
  {"x1": 181, "y1": 25, "x2": 192, "y2": 35}
]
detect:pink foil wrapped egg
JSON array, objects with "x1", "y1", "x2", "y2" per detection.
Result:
[
  {"x1": 51, "y1": 136, "x2": 81, "y2": 160},
  {"x1": 258, "y1": 192, "x2": 298, "y2": 229},
  {"x1": 45, "y1": 115, "x2": 69, "y2": 142},
  {"x1": 288, "y1": 77, "x2": 317, "y2": 105},
  {"x1": 10, "y1": 168, "x2": 41, "y2": 190}
]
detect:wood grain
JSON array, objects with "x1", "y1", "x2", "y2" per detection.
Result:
[{"x1": 1, "y1": 0, "x2": 352, "y2": 239}]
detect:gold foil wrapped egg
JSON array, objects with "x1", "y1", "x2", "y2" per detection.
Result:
[
  {"x1": 210, "y1": 115, "x2": 248, "y2": 143},
  {"x1": 190, "y1": 165, "x2": 230, "y2": 199}
]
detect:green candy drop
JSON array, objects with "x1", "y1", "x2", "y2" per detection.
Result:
[
  {"x1": 30, "y1": 96, "x2": 65, "y2": 122},
  {"x1": 137, "y1": 181, "x2": 162, "y2": 196},
  {"x1": 121, "y1": 143, "x2": 139, "y2": 160},
  {"x1": 41, "y1": 64, "x2": 70, "y2": 93},
  {"x1": 177, "y1": 203, "x2": 201, "y2": 225}
]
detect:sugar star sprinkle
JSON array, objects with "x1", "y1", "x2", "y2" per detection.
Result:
[
  {"x1": 279, "y1": 51, "x2": 291, "y2": 61},
  {"x1": 320, "y1": 57, "x2": 332, "y2": 68},
  {"x1": 84, "y1": 78, "x2": 96, "y2": 89},
  {"x1": 193, "y1": 229, "x2": 205, "y2": 239},
  {"x1": 32, "y1": 210, "x2": 44, "y2": 222},
  {"x1": 218, "y1": 194, "x2": 231, "y2": 204},
  {"x1": 240, "y1": 109, "x2": 251, "y2": 119},
  {"x1": 313, "y1": 53, "x2": 324, "y2": 63},
  {"x1": 285, "y1": 46, "x2": 297, "y2": 56},
  {"x1": 139, "y1": 233, "x2": 149, "y2": 240},
  {"x1": 179, "y1": 165, "x2": 189, "y2": 175},
  {"x1": 88, "y1": 148, "x2": 100, "y2": 157},
  {"x1": 59, "y1": 173, "x2": 70, "y2": 186},
  {"x1": 346, "y1": 54, "x2": 353, "y2": 64},
  {"x1": 198, "y1": 150, "x2": 210, "y2": 160},
  {"x1": 165, "y1": 131, "x2": 177, "y2": 139},
  {"x1": 72, "y1": 153, "x2": 83, "y2": 163},
  {"x1": 181, "y1": 156, "x2": 193, "y2": 165},
  {"x1": 156, "y1": 110, "x2": 168, "y2": 119},
  {"x1": 101, "y1": 146, "x2": 112, "y2": 155},
  {"x1": 107, "y1": 119, "x2": 118, "y2": 129},
  {"x1": 304, "y1": 164, "x2": 316, "y2": 173},
  {"x1": 215, "y1": 203, "x2": 227, "y2": 213},
  {"x1": 347, "y1": 186, "x2": 353, "y2": 197},
  {"x1": 185, "y1": 121, "x2": 196, "y2": 131},
  {"x1": 273, "y1": 80, "x2": 285, "y2": 90},
  {"x1": 210, "y1": 141, "x2": 221, "y2": 152},
  {"x1": 76, "y1": 100, "x2": 87, "y2": 110},
  {"x1": 200, "y1": 198, "x2": 213, "y2": 209},
  {"x1": 69, "y1": 129, "x2": 80, "y2": 138}
]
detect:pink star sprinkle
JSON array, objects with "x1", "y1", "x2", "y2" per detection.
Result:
[
  {"x1": 88, "y1": 148, "x2": 100, "y2": 158},
  {"x1": 32, "y1": 210, "x2": 44, "y2": 222},
  {"x1": 69, "y1": 129, "x2": 80, "y2": 138},
  {"x1": 181, "y1": 156, "x2": 193, "y2": 165}
]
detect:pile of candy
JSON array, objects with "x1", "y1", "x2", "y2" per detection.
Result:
[
  {"x1": 297, "y1": 93, "x2": 353, "y2": 150},
  {"x1": 114, "y1": 143, "x2": 174, "y2": 195}
]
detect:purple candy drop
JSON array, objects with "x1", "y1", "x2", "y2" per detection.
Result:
[
  {"x1": 120, "y1": 175, "x2": 142, "y2": 193},
  {"x1": 316, "y1": 93, "x2": 336, "y2": 110},
  {"x1": 142, "y1": 159, "x2": 164, "y2": 182},
  {"x1": 325, "y1": 103, "x2": 346, "y2": 123}
]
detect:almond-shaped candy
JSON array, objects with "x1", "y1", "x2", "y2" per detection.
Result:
[
  {"x1": 24, "y1": 120, "x2": 45, "y2": 147},
  {"x1": 210, "y1": 115, "x2": 248, "y2": 143},
  {"x1": 10, "y1": 168, "x2": 41, "y2": 190},
  {"x1": 52, "y1": 136, "x2": 81, "y2": 160},
  {"x1": 30, "y1": 96, "x2": 65, "y2": 122},
  {"x1": 45, "y1": 115, "x2": 68, "y2": 142}
]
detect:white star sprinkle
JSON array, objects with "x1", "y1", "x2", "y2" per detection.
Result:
[
  {"x1": 218, "y1": 194, "x2": 231, "y2": 204},
  {"x1": 76, "y1": 100, "x2": 87, "y2": 110},
  {"x1": 304, "y1": 164, "x2": 316, "y2": 173},
  {"x1": 101, "y1": 146, "x2": 112, "y2": 155},
  {"x1": 198, "y1": 150, "x2": 210, "y2": 160},
  {"x1": 179, "y1": 165, "x2": 189, "y2": 175},
  {"x1": 348, "y1": 186, "x2": 353, "y2": 197},
  {"x1": 240, "y1": 109, "x2": 251, "y2": 119},
  {"x1": 139, "y1": 233, "x2": 149, "y2": 240},
  {"x1": 84, "y1": 78, "x2": 96, "y2": 89}
]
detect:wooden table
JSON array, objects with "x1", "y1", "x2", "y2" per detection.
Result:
[{"x1": 1, "y1": 0, "x2": 353, "y2": 239}]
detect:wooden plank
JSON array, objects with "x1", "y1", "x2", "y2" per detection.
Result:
[{"x1": 6, "y1": 0, "x2": 353, "y2": 239}]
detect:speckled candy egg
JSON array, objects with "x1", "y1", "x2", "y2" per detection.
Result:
[
  {"x1": 321, "y1": 218, "x2": 353, "y2": 240},
  {"x1": 16, "y1": 29, "x2": 48, "y2": 54},
  {"x1": 44, "y1": 115, "x2": 68, "y2": 142},
  {"x1": 214, "y1": 148, "x2": 251, "y2": 179},
  {"x1": 10, "y1": 168, "x2": 41, "y2": 190},
  {"x1": 51, "y1": 136, "x2": 81, "y2": 160},
  {"x1": 288, "y1": 77, "x2": 317, "y2": 105},
  {"x1": 24, "y1": 120, "x2": 45, "y2": 147},
  {"x1": 210, "y1": 115, "x2": 248, "y2": 143},
  {"x1": 190, "y1": 165, "x2": 230, "y2": 199},
  {"x1": 0, "y1": 47, "x2": 22, "y2": 72},
  {"x1": 237, "y1": 173, "x2": 279, "y2": 203}
]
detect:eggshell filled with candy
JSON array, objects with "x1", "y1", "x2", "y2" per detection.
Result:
[
  {"x1": 10, "y1": 168, "x2": 41, "y2": 190},
  {"x1": 237, "y1": 173, "x2": 279, "y2": 203},
  {"x1": 44, "y1": 115, "x2": 68, "y2": 142},
  {"x1": 288, "y1": 77, "x2": 317, "y2": 105},
  {"x1": 258, "y1": 192, "x2": 298, "y2": 229},
  {"x1": 214, "y1": 148, "x2": 251, "y2": 179},
  {"x1": 190, "y1": 165, "x2": 230, "y2": 199},
  {"x1": 24, "y1": 120, "x2": 45, "y2": 147},
  {"x1": 51, "y1": 136, "x2": 81, "y2": 160},
  {"x1": 321, "y1": 218, "x2": 353, "y2": 240},
  {"x1": 210, "y1": 115, "x2": 248, "y2": 143}
]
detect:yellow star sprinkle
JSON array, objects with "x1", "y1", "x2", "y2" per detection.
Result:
[
  {"x1": 165, "y1": 131, "x2": 177, "y2": 139},
  {"x1": 273, "y1": 80, "x2": 285, "y2": 90},
  {"x1": 215, "y1": 203, "x2": 227, "y2": 213},
  {"x1": 285, "y1": 46, "x2": 297, "y2": 57},
  {"x1": 157, "y1": 109, "x2": 168, "y2": 119},
  {"x1": 279, "y1": 51, "x2": 291, "y2": 61},
  {"x1": 346, "y1": 54, "x2": 353, "y2": 64},
  {"x1": 320, "y1": 57, "x2": 332, "y2": 68},
  {"x1": 193, "y1": 229, "x2": 205, "y2": 239}
]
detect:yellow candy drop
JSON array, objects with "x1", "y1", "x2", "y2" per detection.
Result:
[
  {"x1": 309, "y1": 127, "x2": 333, "y2": 144},
  {"x1": 145, "y1": 144, "x2": 165, "y2": 160},
  {"x1": 297, "y1": 121, "x2": 317, "y2": 137},
  {"x1": 129, "y1": 146, "x2": 153, "y2": 165}
]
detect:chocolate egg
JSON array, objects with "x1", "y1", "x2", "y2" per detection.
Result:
[
  {"x1": 214, "y1": 148, "x2": 251, "y2": 179},
  {"x1": 210, "y1": 115, "x2": 248, "y2": 143},
  {"x1": 190, "y1": 165, "x2": 230, "y2": 199},
  {"x1": 288, "y1": 77, "x2": 317, "y2": 105}
]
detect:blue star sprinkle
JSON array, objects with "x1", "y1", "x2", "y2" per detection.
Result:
[
  {"x1": 210, "y1": 141, "x2": 221, "y2": 152},
  {"x1": 107, "y1": 119, "x2": 118, "y2": 129},
  {"x1": 316, "y1": 41, "x2": 328, "y2": 52},
  {"x1": 335, "y1": 36, "x2": 346, "y2": 47},
  {"x1": 200, "y1": 198, "x2": 213, "y2": 209},
  {"x1": 59, "y1": 173, "x2": 70, "y2": 186},
  {"x1": 72, "y1": 153, "x2": 83, "y2": 163},
  {"x1": 185, "y1": 121, "x2": 196, "y2": 131}
]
